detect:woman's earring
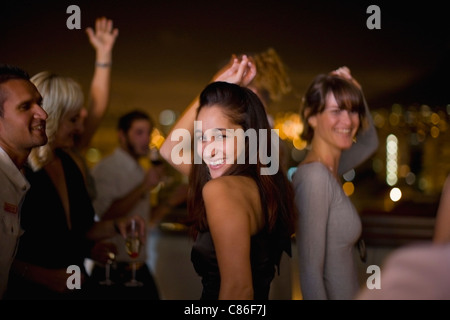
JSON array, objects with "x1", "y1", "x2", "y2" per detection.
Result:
[{"x1": 352, "y1": 136, "x2": 357, "y2": 143}]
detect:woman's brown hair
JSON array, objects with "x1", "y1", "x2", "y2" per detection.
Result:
[
  {"x1": 300, "y1": 73, "x2": 368, "y2": 143},
  {"x1": 187, "y1": 81, "x2": 296, "y2": 244}
]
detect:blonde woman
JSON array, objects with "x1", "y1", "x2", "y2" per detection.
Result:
[
  {"x1": 5, "y1": 18, "x2": 143, "y2": 300},
  {"x1": 246, "y1": 48, "x2": 292, "y2": 113}
]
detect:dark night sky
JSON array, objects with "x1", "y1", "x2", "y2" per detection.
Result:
[{"x1": 1, "y1": 0, "x2": 449, "y2": 123}]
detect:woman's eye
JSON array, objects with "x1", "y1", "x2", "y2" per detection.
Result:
[
  {"x1": 331, "y1": 109, "x2": 341, "y2": 115},
  {"x1": 215, "y1": 135, "x2": 225, "y2": 141},
  {"x1": 196, "y1": 133, "x2": 227, "y2": 141}
]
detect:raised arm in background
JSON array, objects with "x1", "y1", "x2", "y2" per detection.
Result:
[{"x1": 75, "y1": 17, "x2": 119, "y2": 151}]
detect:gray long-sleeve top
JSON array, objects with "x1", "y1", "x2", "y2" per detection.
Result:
[{"x1": 293, "y1": 162, "x2": 362, "y2": 299}]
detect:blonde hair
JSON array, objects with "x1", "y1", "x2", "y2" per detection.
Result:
[
  {"x1": 249, "y1": 48, "x2": 292, "y2": 104},
  {"x1": 28, "y1": 71, "x2": 84, "y2": 170}
]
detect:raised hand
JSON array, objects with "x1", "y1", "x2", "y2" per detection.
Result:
[
  {"x1": 86, "y1": 17, "x2": 119, "y2": 61},
  {"x1": 330, "y1": 66, "x2": 361, "y2": 89},
  {"x1": 213, "y1": 54, "x2": 257, "y2": 87}
]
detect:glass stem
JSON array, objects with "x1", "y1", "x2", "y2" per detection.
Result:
[
  {"x1": 105, "y1": 262, "x2": 111, "y2": 281},
  {"x1": 132, "y1": 262, "x2": 137, "y2": 281}
]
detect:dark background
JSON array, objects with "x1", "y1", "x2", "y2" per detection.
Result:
[{"x1": 1, "y1": 0, "x2": 449, "y2": 118}]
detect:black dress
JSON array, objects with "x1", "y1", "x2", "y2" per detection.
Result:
[
  {"x1": 6, "y1": 149, "x2": 95, "y2": 299},
  {"x1": 191, "y1": 228, "x2": 288, "y2": 300}
]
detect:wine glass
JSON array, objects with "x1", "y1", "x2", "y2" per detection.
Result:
[
  {"x1": 149, "y1": 147, "x2": 164, "y2": 166},
  {"x1": 99, "y1": 251, "x2": 116, "y2": 286},
  {"x1": 124, "y1": 219, "x2": 143, "y2": 287}
]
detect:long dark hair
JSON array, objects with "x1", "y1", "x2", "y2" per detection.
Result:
[{"x1": 187, "y1": 81, "x2": 296, "y2": 241}]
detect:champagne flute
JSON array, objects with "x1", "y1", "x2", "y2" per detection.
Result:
[
  {"x1": 124, "y1": 219, "x2": 143, "y2": 287},
  {"x1": 99, "y1": 251, "x2": 116, "y2": 286}
]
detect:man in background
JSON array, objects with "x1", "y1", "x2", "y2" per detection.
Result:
[{"x1": 90, "y1": 109, "x2": 161, "y2": 299}]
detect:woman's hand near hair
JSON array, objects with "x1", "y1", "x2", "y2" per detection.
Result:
[
  {"x1": 212, "y1": 54, "x2": 257, "y2": 86},
  {"x1": 330, "y1": 66, "x2": 361, "y2": 89},
  {"x1": 160, "y1": 54, "x2": 256, "y2": 176}
]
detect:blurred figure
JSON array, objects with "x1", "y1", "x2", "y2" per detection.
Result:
[
  {"x1": 0, "y1": 65, "x2": 48, "y2": 299},
  {"x1": 237, "y1": 48, "x2": 292, "y2": 171},
  {"x1": 90, "y1": 110, "x2": 161, "y2": 299},
  {"x1": 160, "y1": 56, "x2": 297, "y2": 300},
  {"x1": 293, "y1": 67, "x2": 376, "y2": 300},
  {"x1": 357, "y1": 174, "x2": 450, "y2": 300},
  {"x1": 245, "y1": 48, "x2": 292, "y2": 124},
  {"x1": 356, "y1": 241, "x2": 450, "y2": 300},
  {"x1": 433, "y1": 174, "x2": 450, "y2": 243},
  {"x1": 5, "y1": 18, "x2": 144, "y2": 300}
]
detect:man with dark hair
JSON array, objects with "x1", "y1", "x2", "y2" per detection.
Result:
[
  {"x1": 90, "y1": 109, "x2": 161, "y2": 299},
  {"x1": 0, "y1": 64, "x2": 48, "y2": 298},
  {"x1": 0, "y1": 65, "x2": 31, "y2": 115}
]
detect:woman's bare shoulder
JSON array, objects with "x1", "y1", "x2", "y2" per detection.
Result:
[
  {"x1": 204, "y1": 175, "x2": 255, "y2": 191},
  {"x1": 202, "y1": 176, "x2": 258, "y2": 207}
]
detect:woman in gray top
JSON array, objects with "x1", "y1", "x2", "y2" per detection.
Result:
[{"x1": 293, "y1": 67, "x2": 377, "y2": 299}]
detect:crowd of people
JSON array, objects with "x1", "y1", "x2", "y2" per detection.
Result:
[{"x1": 1, "y1": 16, "x2": 448, "y2": 301}]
